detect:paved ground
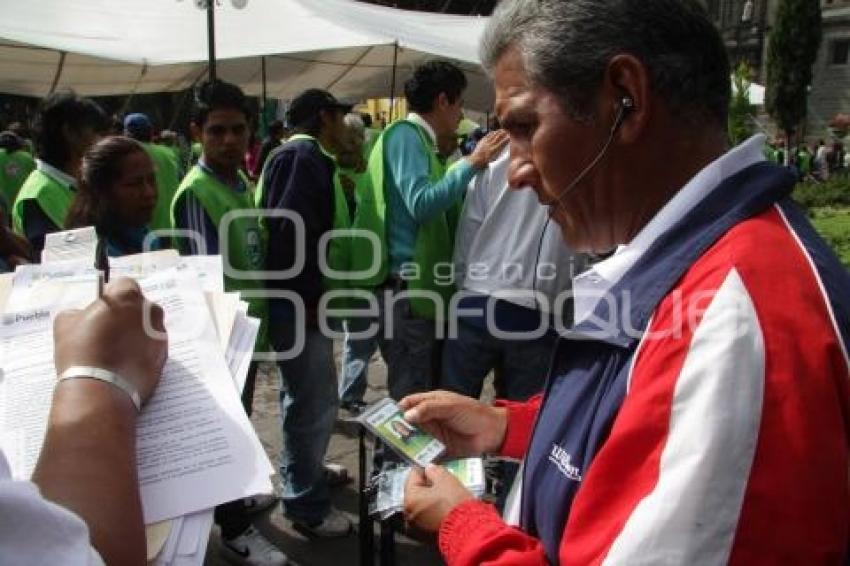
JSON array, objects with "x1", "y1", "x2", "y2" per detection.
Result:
[{"x1": 204, "y1": 350, "x2": 444, "y2": 566}]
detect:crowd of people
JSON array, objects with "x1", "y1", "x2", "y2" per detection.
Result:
[
  {"x1": 1, "y1": 0, "x2": 849, "y2": 565},
  {"x1": 764, "y1": 137, "x2": 848, "y2": 181}
]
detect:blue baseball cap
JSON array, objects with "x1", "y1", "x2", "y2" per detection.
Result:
[{"x1": 123, "y1": 113, "x2": 153, "y2": 141}]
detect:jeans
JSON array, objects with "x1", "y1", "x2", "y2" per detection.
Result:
[
  {"x1": 337, "y1": 317, "x2": 378, "y2": 405},
  {"x1": 375, "y1": 290, "x2": 438, "y2": 401},
  {"x1": 441, "y1": 318, "x2": 555, "y2": 400},
  {"x1": 269, "y1": 316, "x2": 338, "y2": 524}
]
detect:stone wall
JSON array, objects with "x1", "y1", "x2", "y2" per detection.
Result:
[{"x1": 806, "y1": 3, "x2": 850, "y2": 143}]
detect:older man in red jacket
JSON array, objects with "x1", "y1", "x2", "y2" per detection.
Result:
[{"x1": 400, "y1": 1, "x2": 850, "y2": 564}]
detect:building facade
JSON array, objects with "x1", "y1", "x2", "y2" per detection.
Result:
[
  {"x1": 705, "y1": 0, "x2": 772, "y2": 80},
  {"x1": 809, "y1": 0, "x2": 850, "y2": 140},
  {"x1": 707, "y1": 0, "x2": 849, "y2": 142}
]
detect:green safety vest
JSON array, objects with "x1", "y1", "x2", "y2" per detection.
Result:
[
  {"x1": 190, "y1": 142, "x2": 203, "y2": 166},
  {"x1": 796, "y1": 151, "x2": 812, "y2": 175},
  {"x1": 171, "y1": 165, "x2": 268, "y2": 349},
  {"x1": 12, "y1": 168, "x2": 75, "y2": 235},
  {"x1": 255, "y1": 133, "x2": 352, "y2": 302},
  {"x1": 0, "y1": 149, "x2": 35, "y2": 213},
  {"x1": 144, "y1": 142, "x2": 182, "y2": 233},
  {"x1": 438, "y1": 157, "x2": 465, "y2": 249},
  {"x1": 350, "y1": 120, "x2": 456, "y2": 320},
  {"x1": 337, "y1": 166, "x2": 362, "y2": 223},
  {"x1": 364, "y1": 127, "x2": 382, "y2": 161}
]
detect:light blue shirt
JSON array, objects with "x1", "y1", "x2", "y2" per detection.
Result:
[{"x1": 383, "y1": 116, "x2": 478, "y2": 273}]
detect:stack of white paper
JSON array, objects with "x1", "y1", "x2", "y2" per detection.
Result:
[{"x1": 0, "y1": 229, "x2": 271, "y2": 566}]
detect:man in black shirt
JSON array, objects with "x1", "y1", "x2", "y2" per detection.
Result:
[{"x1": 257, "y1": 89, "x2": 353, "y2": 538}]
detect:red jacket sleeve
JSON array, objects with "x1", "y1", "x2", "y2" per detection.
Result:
[
  {"x1": 436, "y1": 395, "x2": 547, "y2": 565},
  {"x1": 495, "y1": 394, "x2": 542, "y2": 460},
  {"x1": 439, "y1": 500, "x2": 547, "y2": 565}
]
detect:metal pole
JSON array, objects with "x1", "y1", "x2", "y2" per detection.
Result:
[
  {"x1": 48, "y1": 51, "x2": 67, "y2": 95},
  {"x1": 388, "y1": 42, "x2": 399, "y2": 122},
  {"x1": 207, "y1": 0, "x2": 216, "y2": 83},
  {"x1": 261, "y1": 56, "x2": 268, "y2": 132},
  {"x1": 358, "y1": 428, "x2": 374, "y2": 566}
]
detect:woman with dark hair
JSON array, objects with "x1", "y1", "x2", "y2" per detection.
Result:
[
  {"x1": 66, "y1": 136, "x2": 160, "y2": 257},
  {"x1": 0, "y1": 131, "x2": 35, "y2": 213},
  {"x1": 12, "y1": 91, "x2": 109, "y2": 256}
]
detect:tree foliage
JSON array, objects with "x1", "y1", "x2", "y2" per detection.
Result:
[
  {"x1": 765, "y1": 0, "x2": 822, "y2": 141},
  {"x1": 729, "y1": 61, "x2": 756, "y2": 145}
]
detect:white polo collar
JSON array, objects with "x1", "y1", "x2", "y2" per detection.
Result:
[
  {"x1": 36, "y1": 159, "x2": 77, "y2": 190},
  {"x1": 572, "y1": 134, "x2": 767, "y2": 325},
  {"x1": 406, "y1": 112, "x2": 437, "y2": 146}
]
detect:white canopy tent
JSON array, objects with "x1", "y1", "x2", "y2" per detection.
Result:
[{"x1": 0, "y1": 0, "x2": 494, "y2": 109}]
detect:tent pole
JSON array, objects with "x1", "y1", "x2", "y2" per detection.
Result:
[
  {"x1": 388, "y1": 41, "x2": 399, "y2": 122},
  {"x1": 169, "y1": 68, "x2": 208, "y2": 130},
  {"x1": 207, "y1": 0, "x2": 216, "y2": 83},
  {"x1": 261, "y1": 56, "x2": 268, "y2": 132},
  {"x1": 326, "y1": 45, "x2": 373, "y2": 91},
  {"x1": 49, "y1": 51, "x2": 67, "y2": 95}
]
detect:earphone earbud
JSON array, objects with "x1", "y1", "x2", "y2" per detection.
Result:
[{"x1": 612, "y1": 97, "x2": 635, "y2": 133}]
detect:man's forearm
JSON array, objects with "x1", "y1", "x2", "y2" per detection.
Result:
[{"x1": 32, "y1": 379, "x2": 145, "y2": 566}]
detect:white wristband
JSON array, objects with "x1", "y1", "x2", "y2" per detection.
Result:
[{"x1": 59, "y1": 366, "x2": 142, "y2": 412}]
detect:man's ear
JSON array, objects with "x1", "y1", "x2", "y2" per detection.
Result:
[
  {"x1": 189, "y1": 122, "x2": 202, "y2": 142},
  {"x1": 601, "y1": 54, "x2": 651, "y2": 145},
  {"x1": 435, "y1": 92, "x2": 449, "y2": 110}
]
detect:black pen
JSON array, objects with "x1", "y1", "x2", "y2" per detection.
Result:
[{"x1": 95, "y1": 238, "x2": 109, "y2": 297}]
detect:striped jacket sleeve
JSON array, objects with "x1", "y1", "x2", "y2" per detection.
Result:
[
  {"x1": 438, "y1": 207, "x2": 850, "y2": 565},
  {"x1": 561, "y1": 209, "x2": 849, "y2": 565}
]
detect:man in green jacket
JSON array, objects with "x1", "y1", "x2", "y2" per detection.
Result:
[
  {"x1": 171, "y1": 80, "x2": 286, "y2": 566},
  {"x1": 351, "y1": 60, "x2": 507, "y2": 400},
  {"x1": 12, "y1": 91, "x2": 109, "y2": 256}
]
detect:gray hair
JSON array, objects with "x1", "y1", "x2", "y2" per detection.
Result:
[
  {"x1": 343, "y1": 112, "x2": 365, "y2": 136},
  {"x1": 481, "y1": 0, "x2": 730, "y2": 126}
]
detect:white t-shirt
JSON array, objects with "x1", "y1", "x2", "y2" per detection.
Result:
[
  {"x1": 453, "y1": 146, "x2": 584, "y2": 313},
  {"x1": 0, "y1": 450, "x2": 103, "y2": 565}
]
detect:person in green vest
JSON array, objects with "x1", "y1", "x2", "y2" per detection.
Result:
[
  {"x1": 337, "y1": 112, "x2": 368, "y2": 216},
  {"x1": 12, "y1": 91, "x2": 109, "y2": 257},
  {"x1": 0, "y1": 131, "x2": 36, "y2": 217},
  {"x1": 157, "y1": 129, "x2": 181, "y2": 161},
  {"x1": 255, "y1": 88, "x2": 354, "y2": 538},
  {"x1": 65, "y1": 136, "x2": 162, "y2": 256},
  {"x1": 171, "y1": 80, "x2": 287, "y2": 566},
  {"x1": 795, "y1": 145, "x2": 813, "y2": 180},
  {"x1": 334, "y1": 112, "x2": 379, "y2": 415},
  {"x1": 190, "y1": 138, "x2": 203, "y2": 166},
  {"x1": 349, "y1": 60, "x2": 507, "y2": 401},
  {"x1": 122, "y1": 113, "x2": 181, "y2": 234},
  {"x1": 7, "y1": 122, "x2": 35, "y2": 155}
]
